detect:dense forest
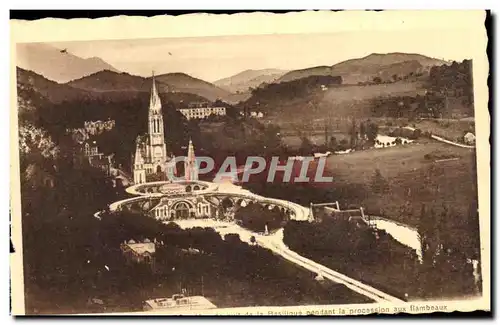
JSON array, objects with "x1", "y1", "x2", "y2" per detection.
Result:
[{"x1": 239, "y1": 75, "x2": 342, "y2": 114}]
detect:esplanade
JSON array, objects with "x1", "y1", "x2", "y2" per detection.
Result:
[{"x1": 104, "y1": 179, "x2": 310, "y2": 223}]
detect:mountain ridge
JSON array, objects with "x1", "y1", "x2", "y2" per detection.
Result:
[
  {"x1": 278, "y1": 52, "x2": 448, "y2": 84},
  {"x1": 214, "y1": 69, "x2": 288, "y2": 93},
  {"x1": 16, "y1": 67, "x2": 211, "y2": 106},
  {"x1": 67, "y1": 70, "x2": 240, "y2": 103},
  {"x1": 16, "y1": 43, "x2": 120, "y2": 83}
]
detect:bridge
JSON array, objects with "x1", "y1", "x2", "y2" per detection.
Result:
[{"x1": 108, "y1": 180, "x2": 310, "y2": 221}]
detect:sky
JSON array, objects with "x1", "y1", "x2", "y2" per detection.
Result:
[{"x1": 48, "y1": 29, "x2": 475, "y2": 82}]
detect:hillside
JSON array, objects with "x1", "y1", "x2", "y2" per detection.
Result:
[
  {"x1": 16, "y1": 43, "x2": 119, "y2": 83},
  {"x1": 242, "y1": 76, "x2": 426, "y2": 126},
  {"x1": 279, "y1": 53, "x2": 448, "y2": 84},
  {"x1": 155, "y1": 73, "x2": 234, "y2": 103},
  {"x1": 214, "y1": 69, "x2": 288, "y2": 93},
  {"x1": 68, "y1": 70, "x2": 237, "y2": 104},
  {"x1": 67, "y1": 70, "x2": 147, "y2": 92},
  {"x1": 17, "y1": 67, "x2": 92, "y2": 104}
]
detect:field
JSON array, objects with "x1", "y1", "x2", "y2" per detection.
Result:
[
  {"x1": 281, "y1": 132, "x2": 350, "y2": 148},
  {"x1": 410, "y1": 118, "x2": 475, "y2": 141},
  {"x1": 258, "y1": 80, "x2": 425, "y2": 126},
  {"x1": 321, "y1": 139, "x2": 477, "y2": 226},
  {"x1": 245, "y1": 138, "x2": 477, "y2": 229},
  {"x1": 321, "y1": 80, "x2": 425, "y2": 107}
]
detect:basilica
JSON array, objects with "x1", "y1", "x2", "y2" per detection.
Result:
[{"x1": 132, "y1": 75, "x2": 198, "y2": 184}]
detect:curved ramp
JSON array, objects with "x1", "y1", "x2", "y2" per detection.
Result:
[{"x1": 99, "y1": 180, "x2": 403, "y2": 304}]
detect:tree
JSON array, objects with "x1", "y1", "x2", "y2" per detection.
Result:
[
  {"x1": 392, "y1": 74, "x2": 399, "y2": 82},
  {"x1": 299, "y1": 136, "x2": 314, "y2": 155},
  {"x1": 365, "y1": 122, "x2": 379, "y2": 144},
  {"x1": 371, "y1": 169, "x2": 388, "y2": 194},
  {"x1": 339, "y1": 139, "x2": 349, "y2": 150},
  {"x1": 373, "y1": 76, "x2": 382, "y2": 84},
  {"x1": 349, "y1": 119, "x2": 358, "y2": 149},
  {"x1": 234, "y1": 203, "x2": 285, "y2": 232},
  {"x1": 418, "y1": 206, "x2": 441, "y2": 275},
  {"x1": 359, "y1": 122, "x2": 366, "y2": 141},
  {"x1": 328, "y1": 136, "x2": 337, "y2": 151}
]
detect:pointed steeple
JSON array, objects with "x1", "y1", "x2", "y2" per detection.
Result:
[
  {"x1": 134, "y1": 137, "x2": 144, "y2": 166},
  {"x1": 149, "y1": 71, "x2": 162, "y2": 113},
  {"x1": 185, "y1": 138, "x2": 198, "y2": 181},
  {"x1": 187, "y1": 138, "x2": 195, "y2": 164}
]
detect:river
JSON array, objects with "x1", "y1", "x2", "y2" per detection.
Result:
[{"x1": 368, "y1": 217, "x2": 422, "y2": 262}]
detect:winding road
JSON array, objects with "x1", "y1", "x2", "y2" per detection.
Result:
[
  {"x1": 404, "y1": 126, "x2": 475, "y2": 149},
  {"x1": 98, "y1": 180, "x2": 405, "y2": 304}
]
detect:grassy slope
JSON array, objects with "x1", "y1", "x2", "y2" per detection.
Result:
[
  {"x1": 411, "y1": 119, "x2": 476, "y2": 141},
  {"x1": 323, "y1": 139, "x2": 477, "y2": 226},
  {"x1": 261, "y1": 80, "x2": 426, "y2": 127}
]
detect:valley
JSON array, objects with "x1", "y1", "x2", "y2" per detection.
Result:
[{"x1": 15, "y1": 44, "x2": 481, "y2": 314}]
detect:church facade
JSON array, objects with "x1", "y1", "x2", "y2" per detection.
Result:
[
  {"x1": 133, "y1": 75, "x2": 175, "y2": 184},
  {"x1": 132, "y1": 75, "x2": 199, "y2": 185}
]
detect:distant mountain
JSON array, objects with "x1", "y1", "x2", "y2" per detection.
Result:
[
  {"x1": 68, "y1": 70, "x2": 238, "y2": 104},
  {"x1": 16, "y1": 43, "x2": 120, "y2": 83},
  {"x1": 67, "y1": 70, "x2": 146, "y2": 92},
  {"x1": 17, "y1": 67, "x2": 211, "y2": 108},
  {"x1": 17, "y1": 67, "x2": 91, "y2": 104},
  {"x1": 155, "y1": 73, "x2": 234, "y2": 103},
  {"x1": 214, "y1": 69, "x2": 288, "y2": 93},
  {"x1": 279, "y1": 53, "x2": 448, "y2": 84}
]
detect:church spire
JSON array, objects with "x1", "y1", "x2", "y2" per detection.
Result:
[
  {"x1": 134, "y1": 137, "x2": 144, "y2": 165},
  {"x1": 149, "y1": 71, "x2": 161, "y2": 113},
  {"x1": 185, "y1": 138, "x2": 198, "y2": 181},
  {"x1": 187, "y1": 138, "x2": 195, "y2": 164}
]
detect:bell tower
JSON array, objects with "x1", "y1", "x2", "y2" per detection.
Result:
[
  {"x1": 133, "y1": 137, "x2": 146, "y2": 184},
  {"x1": 148, "y1": 72, "x2": 168, "y2": 172},
  {"x1": 184, "y1": 138, "x2": 199, "y2": 181}
]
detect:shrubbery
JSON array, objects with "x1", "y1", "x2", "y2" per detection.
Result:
[
  {"x1": 283, "y1": 219, "x2": 418, "y2": 266},
  {"x1": 234, "y1": 203, "x2": 286, "y2": 232}
]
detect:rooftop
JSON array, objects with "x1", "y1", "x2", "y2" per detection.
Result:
[
  {"x1": 122, "y1": 239, "x2": 156, "y2": 255},
  {"x1": 144, "y1": 295, "x2": 216, "y2": 311}
]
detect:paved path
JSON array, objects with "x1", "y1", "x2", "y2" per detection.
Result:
[
  {"x1": 259, "y1": 229, "x2": 404, "y2": 303},
  {"x1": 99, "y1": 181, "x2": 404, "y2": 304},
  {"x1": 174, "y1": 220, "x2": 403, "y2": 303},
  {"x1": 404, "y1": 126, "x2": 475, "y2": 149}
]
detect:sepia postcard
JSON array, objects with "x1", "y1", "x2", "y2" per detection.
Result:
[{"x1": 9, "y1": 10, "x2": 490, "y2": 316}]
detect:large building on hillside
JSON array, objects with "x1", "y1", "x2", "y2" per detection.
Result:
[
  {"x1": 179, "y1": 105, "x2": 226, "y2": 120},
  {"x1": 133, "y1": 75, "x2": 176, "y2": 184}
]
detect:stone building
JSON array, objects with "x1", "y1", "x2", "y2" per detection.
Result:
[
  {"x1": 184, "y1": 139, "x2": 199, "y2": 181},
  {"x1": 83, "y1": 140, "x2": 99, "y2": 157},
  {"x1": 151, "y1": 195, "x2": 214, "y2": 220},
  {"x1": 178, "y1": 106, "x2": 226, "y2": 120},
  {"x1": 84, "y1": 119, "x2": 115, "y2": 135},
  {"x1": 464, "y1": 132, "x2": 476, "y2": 145},
  {"x1": 120, "y1": 238, "x2": 158, "y2": 271},
  {"x1": 132, "y1": 74, "x2": 176, "y2": 184}
]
